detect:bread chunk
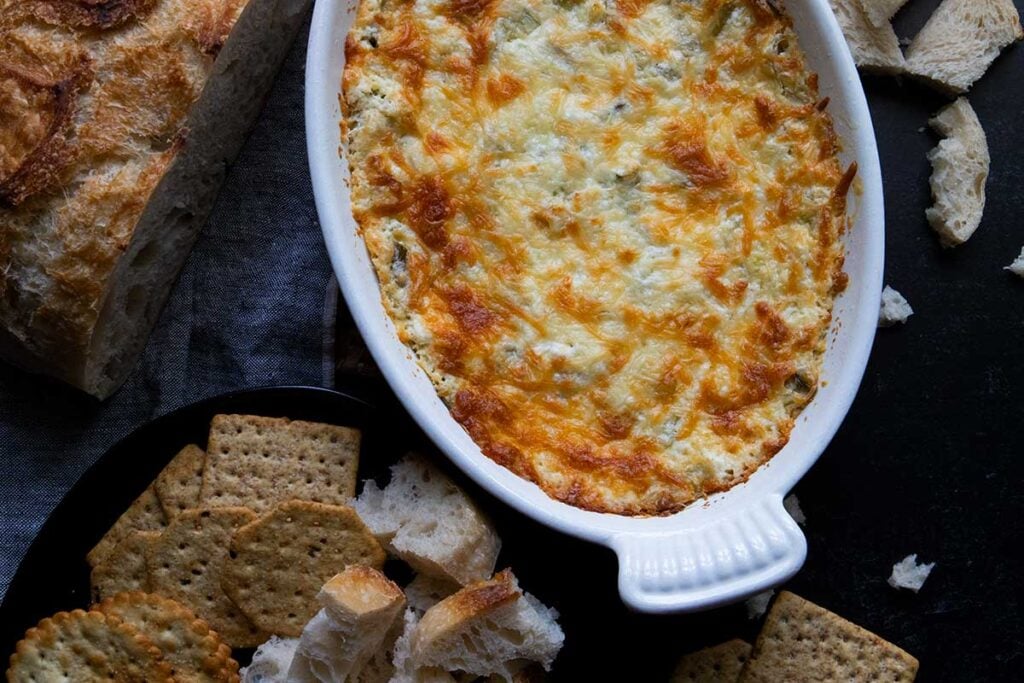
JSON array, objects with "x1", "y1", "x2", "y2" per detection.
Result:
[
  {"x1": 287, "y1": 566, "x2": 406, "y2": 683},
  {"x1": 0, "y1": 0, "x2": 311, "y2": 398},
  {"x1": 879, "y1": 285, "x2": 913, "y2": 327},
  {"x1": 861, "y1": 0, "x2": 909, "y2": 27},
  {"x1": 906, "y1": 0, "x2": 1022, "y2": 94},
  {"x1": 355, "y1": 455, "x2": 500, "y2": 586},
  {"x1": 827, "y1": 0, "x2": 905, "y2": 72},
  {"x1": 410, "y1": 570, "x2": 564, "y2": 680},
  {"x1": 926, "y1": 99, "x2": 990, "y2": 246}
]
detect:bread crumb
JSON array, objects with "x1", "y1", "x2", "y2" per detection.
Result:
[
  {"x1": 745, "y1": 590, "x2": 775, "y2": 619},
  {"x1": 879, "y1": 285, "x2": 913, "y2": 327},
  {"x1": 888, "y1": 554, "x2": 935, "y2": 593},
  {"x1": 783, "y1": 494, "x2": 806, "y2": 526},
  {"x1": 1006, "y1": 247, "x2": 1024, "y2": 277}
]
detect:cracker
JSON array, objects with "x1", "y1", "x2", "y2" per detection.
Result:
[
  {"x1": 90, "y1": 530, "x2": 161, "y2": 603},
  {"x1": 147, "y1": 507, "x2": 268, "y2": 648},
  {"x1": 199, "y1": 414, "x2": 360, "y2": 513},
  {"x1": 222, "y1": 500, "x2": 386, "y2": 636},
  {"x1": 738, "y1": 592, "x2": 919, "y2": 681},
  {"x1": 155, "y1": 444, "x2": 207, "y2": 519},
  {"x1": 95, "y1": 592, "x2": 239, "y2": 682},
  {"x1": 671, "y1": 639, "x2": 751, "y2": 682},
  {"x1": 6, "y1": 609, "x2": 173, "y2": 682},
  {"x1": 87, "y1": 484, "x2": 167, "y2": 567}
]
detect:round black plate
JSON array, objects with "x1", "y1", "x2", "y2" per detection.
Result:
[{"x1": 0, "y1": 384, "x2": 755, "y2": 679}]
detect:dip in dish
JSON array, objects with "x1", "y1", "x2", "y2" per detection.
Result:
[{"x1": 342, "y1": 0, "x2": 853, "y2": 515}]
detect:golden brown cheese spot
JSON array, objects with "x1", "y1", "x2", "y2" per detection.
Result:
[
  {"x1": 408, "y1": 175, "x2": 453, "y2": 249},
  {"x1": 658, "y1": 119, "x2": 731, "y2": 187},
  {"x1": 442, "y1": 285, "x2": 497, "y2": 334},
  {"x1": 615, "y1": 0, "x2": 652, "y2": 20},
  {"x1": 485, "y1": 74, "x2": 525, "y2": 106}
]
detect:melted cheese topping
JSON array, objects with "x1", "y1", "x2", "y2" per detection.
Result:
[{"x1": 343, "y1": 0, "x2": 851, "y2": 515}]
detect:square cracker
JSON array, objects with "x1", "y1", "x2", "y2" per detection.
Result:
[
  {"x1": 146, "y1": 507, "x2": 268, "y2": 648},
  {"x1": 671, "y1": 639, "x2": 751, "y2": 682},
  {"x1": 221, "y1": 500, "x2": 386, "y2": 636},
  {"x1": 86, "y1": 485, "x2": 167, "y2": 567},
  {"x1": 739, "y1": 592, "x2": 919, "y2": 682},
  {"x1": 89, "y1": 530, "x2": 161, "y2": 603},
  {"x1": 199, "y1": 414, "x2": 361, "y2": 512},
  {"x1": 155, "y1": 444, "x2": 206, "y2": 519}
]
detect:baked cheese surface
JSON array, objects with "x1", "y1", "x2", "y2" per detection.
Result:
[{"x1": 343, "y1": 0, "x2": 851, "y2": 514}]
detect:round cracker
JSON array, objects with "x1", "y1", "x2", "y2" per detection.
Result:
[
  {"x1": 6, "y1": 609, "x2": 173, "y2": 682},
  {"x1": 94, "y1": 591, "x2": 240, "y2": 682},
  {"x1": 222, "y1": 500, "x2": 386, "y2": 636}
]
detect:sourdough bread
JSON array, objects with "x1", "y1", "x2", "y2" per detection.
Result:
[
  {"x1": 926, "y1": 98, "x2": 990, "y2": 246},
  {"x1": 905, "y1": 0, "x2": 1022, "y2": 94},
  {"x1": 0, "y1": 0, "x2": 311, "y2": 397}
]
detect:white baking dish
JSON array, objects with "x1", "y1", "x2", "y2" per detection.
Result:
[{"x1": 306, "y1": 0, "x2": 884, "y2": 613}]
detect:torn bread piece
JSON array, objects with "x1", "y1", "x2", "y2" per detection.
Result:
[
  {"x1": 879, "y1": 286, "x2": 914, "y2": 327},
  {"x1": 355, "y1": 454, "x2": 501, "y2": 586},
  {"x1": 739, "y1": 591, "x2": 918, "y2": 681},
  {"x1": 242, "y1": 636, "x2": 299, "y2": 683},
  {"x1": 906, "y1": 0, "x2": 1023, "y2": 94},
  {"x1": 783, "y1": 494, "x2": 806, "y2": 526},
  {"x1": 1006, "y1": 248, "x2": 1024, "y2": 277},
  {"x1": 287, "y1": 566, "x2": 406, "y2": 683},
  {"x1": 671, "y1": 639, "x2": 752, "y2": 683},
  {"x1": 411, "y1": 569, "x2": 564, "y2": 680},
  {"x1": 828, "y1": 0, "x2": 906, "y2": 72},
  {"x1": 926, "y1": 98, "x2": 990, "y2": 246},
  {"x1": 889, "y1": 554, "x2": 936, "y2": 593},
  {"x1": 405, "y1": 575, "x2": 461, "y2": 616},
  {"x1": 745, "y1": 590, "x2": 775, "y2": 620},
  {"x1": 861, "y1": 0, "x2": 909, "y2": 27},
  {"x1": 391, "y1": 610, "x2": 458, "y2": 683}
]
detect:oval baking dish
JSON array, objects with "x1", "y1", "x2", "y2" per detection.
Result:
[{"x1": 306, "y1": 0, "x2": 884, "y2": 612}]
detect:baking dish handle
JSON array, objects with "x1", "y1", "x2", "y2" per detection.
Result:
[{"x1": 610, "y1": 494, "x2": 806, "y2": 613}]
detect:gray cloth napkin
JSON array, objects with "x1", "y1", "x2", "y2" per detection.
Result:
[{"x1": 0, "y1": 22, "x2": 336, "y2": 601}]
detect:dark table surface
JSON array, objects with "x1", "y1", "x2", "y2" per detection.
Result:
[{"x1": 3, "y1": 1, "x2": 1023, "y2": 680}]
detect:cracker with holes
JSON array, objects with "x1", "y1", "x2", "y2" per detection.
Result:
[
  {"x1": 671, "y1": 639, "x2": 751, "y2": 682},
  {"x1": 6, "y1": 609, "x2": 173, "y2": 682},
  {"x1": 87, "y1": 484, "x2": 167, "y2": 567},
  {"x1": 222, "y1": 500, "x2": 386, "y2": 637},
  {"x1": 200, "y1": 415, "x2": 361, "y2": 513},
  {"x1": 155, "y1": 444, "x2": 207, "y2": 519},
  {"x1": 146, "y1": 507, "x2": 268, "y2": 648},
  {"x1": 90, "y1": 530, "x2": 161, "y2": 603},
  {"x1": 738, "y1": 591, "x2": 919, "y2": 681},
  {"x1": 94, "y1": 592, "x2": 239, "y2": 682}
]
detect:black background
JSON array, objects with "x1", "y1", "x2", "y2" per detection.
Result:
[{"x1": 3, "y1": 1, "x2": 1023, "y2": 681}]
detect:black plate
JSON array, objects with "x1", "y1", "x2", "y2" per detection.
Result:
[{"x1": 0, "y1": 383, "x2": 755, "y2": 679}]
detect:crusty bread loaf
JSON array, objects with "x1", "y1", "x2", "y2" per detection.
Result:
[
  {"x1": 410, "y1": 570, "x2": 564, "y2": 681},
  {"x1": 0, "y1": 0, "x2": 311, "y2": 398},
  {"x1": 926, "y1": 98, "x2": 990, "y2": 246},
  {"x1": 828, "y1": 0, "x2": 905, "y2": 72},
  {"x1": 288, "y1": 566, "x2": 406, "y2": 683},
  {"x1": 905, "y1": 0, "x2": 1022, "y2": 94},
  {"x1": 860, "y1": 0, "x2": 908, "y2": 28},
  {"x1": 355, "y1": 455, "x2": 501, "y2": 586}
]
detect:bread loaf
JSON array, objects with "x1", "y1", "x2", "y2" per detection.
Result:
[{"x1": 0, "y1": 0, "x2": 311, "y2": 397}]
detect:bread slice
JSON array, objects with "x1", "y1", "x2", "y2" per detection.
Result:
[
  {"x1": 288, "y1": 566, "x2": 407, "y2": 683},
  {"x1": 905, "y1": 0, "x2": 1023, "y2": 94},
  {"x1": 828, "y1": 0, "x2": 906, "y2": 73},
  {"x1": 410, "y1": 569, "x2": 564, "y2": 680},
  {"x1": 878, "y1": 285, "x2": 913, "y2": 327},
  {"x1": 241, "y1": 635, "x2": 299, "y2": 683},
  {"x1": 0, "y1": 0, "x2": 311, "y2": 398},
  {"x1": 354, "y1": 454, "x2": 501, "y2": 586},
  {"x1": 1006, "y1": 248, "x2": 1024, "y2": 277},
  {"x1": 926, "y1": 98, "x2": 990, "y2": 246},
  {"x1": 861, "y1": 0, "x2": 909, "y2": 27}
]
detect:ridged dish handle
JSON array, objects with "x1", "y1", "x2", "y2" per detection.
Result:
[{"x1": 611, "y1": 495, "x2": 806, "y2": 613}]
